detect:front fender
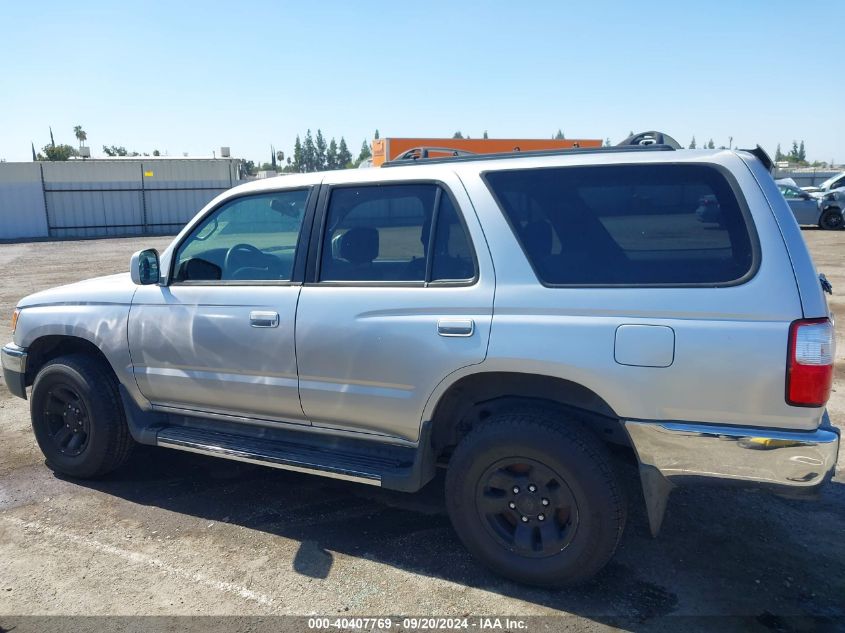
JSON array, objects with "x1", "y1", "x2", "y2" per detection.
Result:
[{"x1": 14, "y1": 304, "x2": 147, "y2": 409}]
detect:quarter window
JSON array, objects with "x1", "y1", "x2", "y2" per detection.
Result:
[
  {"x1": 173, "y1": 189, "x2": 310, "y2": 282},
  {"x1": 319, "y1": 183, "x2": 475, "y2": 283},
  {"x1": 485, "y1": 164, "x2": 755, "y2": 285}
]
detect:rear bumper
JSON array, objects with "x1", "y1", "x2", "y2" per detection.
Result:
[
  {"x1": 1, "y1": 343, "x2": 27, "y2": 400},
  {"x1": 625, "y1": 413, "x2": 839, "y2": 497}
]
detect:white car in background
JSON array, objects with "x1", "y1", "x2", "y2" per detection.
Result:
[
  {"x1": 776, "y1": 180, "x2": 844, "y2": 230},
  {"x1": 801, "y1": 172, "x2": 845, "y2": 195}
]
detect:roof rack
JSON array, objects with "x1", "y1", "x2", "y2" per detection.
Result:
[
  {"x1": 381, "y1": 143, "x2": 676, "y2": 168},
  {"x1": 394, "y1": 146, "x2": 478, "y2": 161}
]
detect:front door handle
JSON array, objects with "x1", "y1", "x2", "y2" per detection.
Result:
[
  {"x1": 249, "y1": 311, "x2": 279, "y2": 328},
  {"x1": 437, "y1": 319, "x2": 474, "y2": 337}
]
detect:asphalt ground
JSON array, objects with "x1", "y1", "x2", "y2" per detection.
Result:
[{"x1": 0, "y1": 231, "x2": 843, "y2": 633}]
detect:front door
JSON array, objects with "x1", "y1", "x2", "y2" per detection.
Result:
[
  {"x1": 295, "y1": 175, "x2": 495, "y2": 442},
  {"x1": 129, "y1": 187, "x2": 314, "y2": 424},
  {"x1": 780, "y1": 185, "x2": 819, "y2": 225}
]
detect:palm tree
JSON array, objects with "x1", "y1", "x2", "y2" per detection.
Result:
[{"x1": 73, "y1": 125, "x2": 87, "y2": 149}]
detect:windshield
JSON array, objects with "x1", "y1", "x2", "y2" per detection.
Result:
[{"x1": 819, "y1": 173, "x2": 845, "y2": 190}]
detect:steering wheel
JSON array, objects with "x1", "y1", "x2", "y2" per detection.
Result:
[{"x1": 224, "y1": 243, "x2": 264, "y2": 277}]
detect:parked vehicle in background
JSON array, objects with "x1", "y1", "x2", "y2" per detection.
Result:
[
  {"x1": 3, "y1": 137, "x2": 839, "y2": 587},
  {"x1": 370, "y1": 137, "x2": 602, "y2": 167},
  {"x1": 801, "y1": 171, "x2": 845, "y2": 195},
  {"x1": 777, "y1": 181, "x2": 844, "y2": 230}
]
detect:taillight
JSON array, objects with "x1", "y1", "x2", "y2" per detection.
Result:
[{"x1": 786, "y1": 318, "x2": 835, "y2": 407}]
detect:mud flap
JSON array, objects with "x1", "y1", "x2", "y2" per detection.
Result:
[{"x1": 639, "y1": 464, "x2": 675, "y2": 537}]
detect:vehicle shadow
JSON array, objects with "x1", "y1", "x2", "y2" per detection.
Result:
[{"x1": 69, "y1": 445, "x2": 845, "y2": 631}]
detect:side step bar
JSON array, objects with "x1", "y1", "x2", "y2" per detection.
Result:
[{"x1": 156, "y1": 424, "x2": 433, "y2": 491}]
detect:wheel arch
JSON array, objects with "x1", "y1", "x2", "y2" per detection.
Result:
[
  {"x1": 426, "y1": 371, "x2": 628, "y2": 461},
  {"x1": 25, "y1": 335, "x2": 117, "y2": 387}
]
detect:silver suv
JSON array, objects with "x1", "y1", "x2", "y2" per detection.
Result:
[{"x1": 2, "y1": 141, "x2": 839, "y2": 587}]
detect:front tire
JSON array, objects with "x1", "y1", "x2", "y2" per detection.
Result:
[
  {"x1": 819, "y1": 208, "x2": 843, "y2": 230},
  {"x1": 445, "y1": 409, "x2": 626, "y2": 587},
  {"x1": 30, "y1": 354, "x2": 134, "y2": 478}
]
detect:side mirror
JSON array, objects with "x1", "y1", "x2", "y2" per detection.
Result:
[{"x1": 130, "y1": 249, "x2": 161, "y2": 285}]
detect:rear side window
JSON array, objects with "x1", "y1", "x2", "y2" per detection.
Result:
[
  {"x1": 484, "y1": 164, "x2": 756, "y2": 286},
  {"x1": 319, "y1": 183, "x2": 476, "y2": 283}
]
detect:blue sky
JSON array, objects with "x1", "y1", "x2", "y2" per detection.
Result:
[{"x1": 2, "y1": 1, "x2": 843, "y2": 165}]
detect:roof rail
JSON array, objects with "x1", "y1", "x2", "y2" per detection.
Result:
[{"x1": 381, "y1": 143, "x2": 675, "y2": 168}]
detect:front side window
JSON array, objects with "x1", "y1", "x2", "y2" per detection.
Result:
[
  {"x1": 173, "y1": 189, "x2": 310, "y2": 282},
  {"x1": 485, "y1": 164, "x2": 755, "y2": 285},
  {"x1": 319, "y1": 183, "x2": 475, "y2": 283},
  {"x1": 779, "y1": 185, "x2": 804, "y2": 199}
]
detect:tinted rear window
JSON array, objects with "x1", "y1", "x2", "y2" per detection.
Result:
[{"x1": 485, "y1": 164, "x2": 755, "y2": 285}]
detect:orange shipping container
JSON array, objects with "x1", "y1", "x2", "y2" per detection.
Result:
[{"x1": 371, "y1": 137, "x2": 602, "y2": 167}]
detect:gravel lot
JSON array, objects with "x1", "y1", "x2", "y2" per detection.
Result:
[{"x1": 0, "y1": 232, "x2": 843, "y2": 631}]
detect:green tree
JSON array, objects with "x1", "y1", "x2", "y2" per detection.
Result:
[
  {"x1": 374, "y1": 129, "x2": 380, "y2": 140},
  {"x1": 73, "y1": 125, "x2": 87, "y2": 148},
  {"x1": 102, "y1": 145, "x2": 129, "y2": 156},
  {"x1": 357, "y1": 139, "x2": 372, "y2": 165},
  {"x1": 554, "y1": 129, "x2": 565, "y2": 140},
  {"x1": 240, "y1": 160, "x2": 256, "y2": 177},
  {"x1": 292, "y1": 135, "x2": 303, "y2": 172},
  {"x1": 303, "y1": 129, "x2": 317, "y2": 172},
  {"x1": 688, "y1": 136, "x2": 697, "y2": 149},
  {"x1": 483, "y1": 130, "x2": 488, "y2": 139},
  {"x1": 707, "y1": 138, "x2": 715, "y2": 149},
  {"x1": 452, "y1": 131, "x2": 464, "y2": 139},
  {"x1": 152, "y1": 149, "x2": 160, "y2": 156},
  {"x1": 38, "y1": 144, "x2": 76, "y2": 161},
  {"x1": 775, "y1": 144, "x2": 784, "y2": 162},
  {"x1": 338, "y1": 137, "x2": 352, "y2": 168},
  {"x1": 315, "y1": 129, "x2": 327, "y2": 171},
  {"x1": 326, "y1": 138, "x2": 339, "y2": 170},
  {"x1": 798, "y1": 140, "x2": 806, "y2": 162}
]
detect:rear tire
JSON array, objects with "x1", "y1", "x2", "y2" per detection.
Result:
[
  {"x1": 445, "y1": 408, "x2": 626, "y2": 587},
  {"x1": 819, "y1": 208, "x2": 843, "y2": 230},
  {"x1": 30, "y1": 354, "x2": 134, "y2": 478}
]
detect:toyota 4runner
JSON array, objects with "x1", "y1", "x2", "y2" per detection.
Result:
[{"x1": 2, "y1": 139, "x2": 839, "y2": 586}]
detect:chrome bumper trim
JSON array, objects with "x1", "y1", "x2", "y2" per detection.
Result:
[
  {"x1": 625, "y1": 415, "x2": 839, "y2": 492},
  {"x1": 1, "y1": 343, "x2": 27, "y2": 374}
]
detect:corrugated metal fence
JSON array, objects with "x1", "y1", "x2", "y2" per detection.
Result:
[
  {"x1": 0, "y1": 158, "x2": 240, "y2": 240},
  {"x1": 773, "y1": 168, "x2": 841, "y2": 188}
]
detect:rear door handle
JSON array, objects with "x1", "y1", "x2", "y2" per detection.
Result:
[
  {"x1": 249, "y1": 311, "x2": 279, "y2": 328},
  {"x1": 437, "y1": 319, "x2": 474, "y2": 337}
]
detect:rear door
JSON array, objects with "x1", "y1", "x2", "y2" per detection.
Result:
[{"x1": 295, "y1": 173, "x2": 495, "y2": 442}]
